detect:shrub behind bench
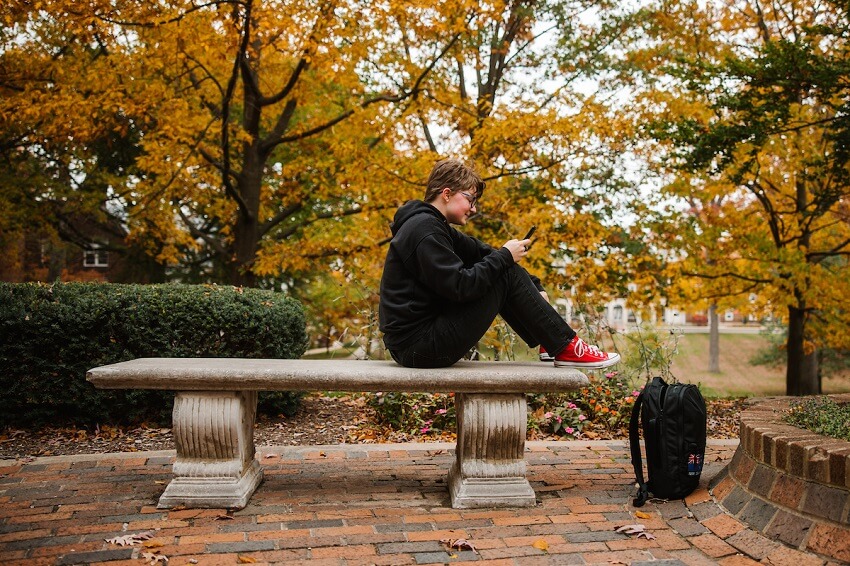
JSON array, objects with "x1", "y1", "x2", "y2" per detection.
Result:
[{"x1": 0, "y1": 282, "x2": 308, "y2": 427}]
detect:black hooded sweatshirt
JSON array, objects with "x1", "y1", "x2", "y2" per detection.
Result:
[{"x1": 378, "y1": 200, "x2": 519, "y2": 351}]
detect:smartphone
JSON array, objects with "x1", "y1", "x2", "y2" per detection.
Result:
[{"x1": 523, "y1": 226, "x2": 536, "y2": 240}]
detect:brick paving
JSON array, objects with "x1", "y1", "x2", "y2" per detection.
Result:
[{"x1": 0, "y1": 440, "x2": 841, "y2": 565}]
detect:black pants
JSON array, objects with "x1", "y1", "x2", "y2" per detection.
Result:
[{"x1": 389, "y1": 264, "x2": 576, "y2": 368}]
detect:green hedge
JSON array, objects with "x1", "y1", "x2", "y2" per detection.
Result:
[{"x1": 0, "y1": 282, "x2": 309, "y2": 427}]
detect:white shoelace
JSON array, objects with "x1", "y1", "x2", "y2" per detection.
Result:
[{"x1": 573, "y1": 338, "x2": 604, "y2": 358}]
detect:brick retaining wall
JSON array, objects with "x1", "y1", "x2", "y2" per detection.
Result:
[{"x1": 709, "y1": 394, "x2": 850, "y2": 563}]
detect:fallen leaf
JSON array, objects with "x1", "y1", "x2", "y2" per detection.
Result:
[
  {"x1": 634, "y1": 511, "x2": 652, "y2": 519},
  {"x1": 532, "y1": 539, "x2": 549, "y2": 552},
  {"x1": 237, "y1": 556, "x2": 257, "y2": 563},
  {"x1": 142, "y1": 540, "x2": 165, "y2": 548},
  {"x1": 615, "y1": 524, "x2": 656, "y2": 540},
  {"x1": 105, "y1": 531, "x2": 156, "y2": 546},
  {"x1": 141, "y1": 551, "x2": 169, "y2": 564},
  {"x1": 440, "y1": 538, "x2": 477, "y2": 553},
  {"x1": 215, "y1": 514, "x2": 234, "y2": 521},
  {"x1": 616, "y1": 524, "x2": 646, "y2": 534}
]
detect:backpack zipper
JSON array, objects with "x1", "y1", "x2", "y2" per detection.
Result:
[{"x1": 656, "y1": 381, "x2": 668, "y2": 471}]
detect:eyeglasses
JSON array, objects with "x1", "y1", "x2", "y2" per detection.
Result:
[{"x1": 459, "y1": 191, "x2": 478, "y2": 208}]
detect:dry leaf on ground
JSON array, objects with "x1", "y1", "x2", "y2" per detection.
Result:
[
  {"x1": 141, "y1": 551, "x2": 168, "y2": 564},
  {"x1": 615, "y1": 524, "x2": 656, "y2": 540},
  {"x1": 105, "y1": 530, "x2": 156, "y2": 546},
  {"x1": 440, "y1": 538, "x2": 477, "y2": 553}
]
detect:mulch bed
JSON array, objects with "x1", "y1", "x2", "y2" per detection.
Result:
[{"x1": 0, "y1": 394, "x2": 747, "y2": 461}]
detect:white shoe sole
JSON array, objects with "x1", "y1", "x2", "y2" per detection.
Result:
[{"x1": 553, "y1": 352, "x2": 621, "y2": 369}]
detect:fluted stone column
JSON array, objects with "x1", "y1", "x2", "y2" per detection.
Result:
[
  {"x1": 157, "y1": 391, "x2": 263, "y2": 509},
  {"x1": 449, "y1": 392, "x2": 535, "y2": 508}
]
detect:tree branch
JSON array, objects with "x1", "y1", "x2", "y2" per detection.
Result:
[
  {"x1": 681, "y1": 270, "x2": 772, "y2": 284},
  {"x1": 219, "y1": 0, "x2": 253, "y2": 221},
  {"x1": 266, "y1": 32, "x2": 462, "y2": 148},
  {"x1": 258, "y1": 202, "x2": 303, "y2": 238},
  {"x1": 175, "y1": 204, "x2": 228, "y2": 256}
]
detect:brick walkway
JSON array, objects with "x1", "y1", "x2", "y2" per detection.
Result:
[{"x1": 0, "y1": 440, "x2": 838, "y2": 565}]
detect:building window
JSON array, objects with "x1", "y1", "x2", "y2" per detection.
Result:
[
  {"x1": 613, "y1": 305, "x2": 624, "y2": 321},
  {"x1": 83, "y1": 249, "x2": 109, "y2": 267}
]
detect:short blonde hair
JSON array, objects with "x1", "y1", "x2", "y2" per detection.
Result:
[{"x1": 423, "y1": 159, "x2": 485, "y2": 203}]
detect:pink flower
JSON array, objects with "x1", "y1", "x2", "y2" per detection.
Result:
[
  {"x1": 556, "y1": 416, "x2": 562, "y2": 423},
  {"x1": 544, "y1": 412, "x2": 553, "y2": 419},
  {"x1": 605, "y1": 371, "x2": 618, "y2": 379},
  {"x1": 565, "y1": 427, "x2": 575, "y2": 434},
  {"x1": 420, "y1": 426, "x2": 430, "y2": 433},
  {"x1": 632, "y1": 390, "x2": 640, "y2": 397},
  {"x1": 567, "y1": 403, "x2": 577, "y2": 409},
  {"x1": 578, "y1": 415, "x2": 586, "y2": 421},
  {"x1": 435, "y1": 409, "x2": 447, "y2": 415}
]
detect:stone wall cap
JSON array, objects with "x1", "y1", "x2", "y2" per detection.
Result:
[{"x1": 740, "y1": 396, "x2": 850, "y2": 489}]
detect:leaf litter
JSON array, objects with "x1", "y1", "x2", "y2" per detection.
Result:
[{"x1": 1, "y1": 394, "x2": 745, "y2": 459}]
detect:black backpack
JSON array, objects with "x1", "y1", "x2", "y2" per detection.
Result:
[{"x1": 629, "y1": 376, "x2": 707, "y2": 507}]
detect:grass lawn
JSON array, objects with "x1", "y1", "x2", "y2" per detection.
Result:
[
  {"x1": 483, "y1": 332, "x2": 850, "y2": 398},
  {"x1": 307, "y1": 333, "x2": 850, "y2": 398},
  {"x1": 669, "y1": 333, "x2": 850, "y2": 398}
]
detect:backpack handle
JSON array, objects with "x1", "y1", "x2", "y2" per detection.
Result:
[{"x1": 629, "y1": 389, "x2": 650, "y2": 507}]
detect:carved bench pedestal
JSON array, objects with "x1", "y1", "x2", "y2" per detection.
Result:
[
  {"x1": 157, "y1": 391, "x2": 263, "y2": 509},
  {"x1": 449, "y1": 393, "x2": 536, "y2": 508}
]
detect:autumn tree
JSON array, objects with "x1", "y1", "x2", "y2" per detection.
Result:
[
  {"x1": 4, "y1": 1, "x2": 655, "y2": 348},
  {"x1": 625, "y1": 0, "x2": 850, "y2": 394}
]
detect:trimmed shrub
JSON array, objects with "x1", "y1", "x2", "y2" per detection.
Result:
[{"x1": 0, "y1": 282, "x2": 309, "y2": 427}]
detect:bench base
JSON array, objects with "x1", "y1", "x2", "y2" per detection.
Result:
[
  {"x1": 156, "y1": 389, "x2": 553, "y2": 509},
  {"x1": 158, "y1": 460, "x2": 263, "y2": 509},
  {"x1": 449, "y1": 468, "x2": 536, "y2": 508}
]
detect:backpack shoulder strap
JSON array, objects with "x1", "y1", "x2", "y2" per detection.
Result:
[{"x1": 629, "y1": 389, "x2": 650, "y2": 507}]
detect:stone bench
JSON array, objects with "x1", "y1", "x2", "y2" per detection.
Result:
[{"x1": 86, "y1": 358, "x2": 588, "y2": 510}]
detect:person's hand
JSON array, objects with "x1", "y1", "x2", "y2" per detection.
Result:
[
  {"x1": 540, "y1": 290, "x2": 550, "y2": 303},
  {"x1": 503, "y1": 238, "x2": 532, "y2": 262}
]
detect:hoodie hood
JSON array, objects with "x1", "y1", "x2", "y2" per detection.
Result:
[{"x1": 390, "y1": 200, "x2": 445, "y2": 236}]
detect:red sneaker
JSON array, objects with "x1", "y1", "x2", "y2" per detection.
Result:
[
  {"x1": 554, "y1": 336, "x2": 620, "y2": 369},
  {"x1": 539, "y1": 347, "x2": 554, "y2": 362}
]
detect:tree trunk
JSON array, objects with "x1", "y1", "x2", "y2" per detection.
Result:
[
  {"x1": 47, "y1": 245, "x2": 66, "y2": 281},
  {"x1": 708, "y1": 303, "x2": 720, "y2": 373},
  {"x1": 229, "y1": 148, "x2": 264, "y2": 288},
  {"x1": 802, "y1": 346, "x2": 820, "y2": 394},
  {"x1": 231, "y1": 216, "x2": 259, "y2": 288},
  {"x1": 785, "y1": 304, "x2": 820, "y2": 395}
]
